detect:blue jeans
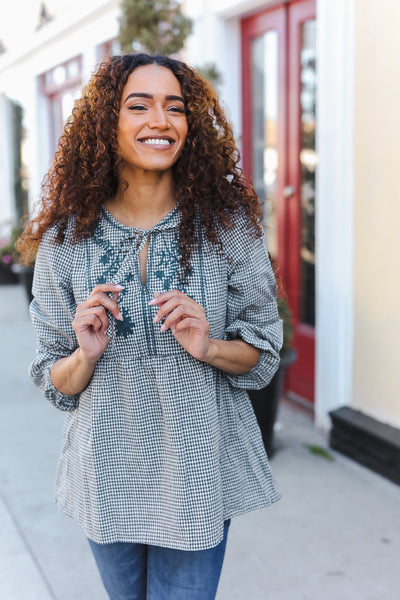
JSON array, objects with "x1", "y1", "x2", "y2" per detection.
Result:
[{"x1": 88, "y1": 521, "x2": 230, "y2": 600}]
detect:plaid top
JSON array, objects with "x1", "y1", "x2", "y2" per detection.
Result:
[{"x1": 30, "y1": 206, "x2": 282, "y2": 550}]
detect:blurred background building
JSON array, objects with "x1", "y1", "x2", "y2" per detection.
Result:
[{"x1": 0, "y1": 0, "x2": 399, "y2": 481}]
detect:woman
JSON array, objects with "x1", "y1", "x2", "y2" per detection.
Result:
[{"x1": 20, "y1": 53, "x2": 282, "y2": 600}]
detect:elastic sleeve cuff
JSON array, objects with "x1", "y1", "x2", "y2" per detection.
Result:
[
  {"x1": 44, "y1": 377, "x2": 80, "y2": 412},
  {"x1": 224, "y1": 320, "x2": 282, "y2": 390},
  {"x1": 226, "y1": 320, "x2": 282, "y2": 353},
  {"x1": 225, "y1": 349, "x2": 281, "y2": 390},
  {"x1": 30, "y1": 360, "x2": 79, "y2": 412}
]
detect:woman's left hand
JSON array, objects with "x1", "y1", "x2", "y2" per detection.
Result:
[{"x1": 149, "y1": 290, "x2": 211, "y2": 361}]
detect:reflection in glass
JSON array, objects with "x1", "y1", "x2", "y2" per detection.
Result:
[
  {"x1": 61, "y1": 88, "x2": 81, "y2": 123},
  {"x1": 67, "y1": 59, "x2": 80, "y2": 79},
  {"x1": 53, "y1": 65, "x2": 66, "y2": 85},
  {"x1": 299, "y1": 19, "x2": 317, "y2": 326},
  {"x1": 251, "y1": 31, "x2": 278, "y2": 257}
]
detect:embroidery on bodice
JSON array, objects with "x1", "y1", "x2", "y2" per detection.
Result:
[
  {"x1": 91, "y1": 224, "x2": 137, "y2": 338},
  {"x1": 153, "y1": 236, "x2": 188, "y2": 292},
  {"x1": 92, "y1": 224, "x2": 122, "y2": 284},
  {"x1": 90, "y1": 223, "x2": 189, "y2": 338}
]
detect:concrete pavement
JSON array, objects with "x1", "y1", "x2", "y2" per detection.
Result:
[{"x1": 1, "y1": 283, "x2": 399, "y2": 600}]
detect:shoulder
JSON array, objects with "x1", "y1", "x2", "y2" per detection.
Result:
[
  {"x1": 218, "y1": 212, "x2": 267, "y2": 264},
  {"x1": 36, "y1": 216, "x2": 78, "y2": 280},
  {"x1": 40, "y1": 215, "x2": 77, "y2": 244}
]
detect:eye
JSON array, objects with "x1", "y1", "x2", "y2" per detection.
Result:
[
  {"x1": 167, "y1": 106, "x2": 186, "y2": 114},
  {"x1": 127, "y1": 104, "x2": 147, "y2": 111}
]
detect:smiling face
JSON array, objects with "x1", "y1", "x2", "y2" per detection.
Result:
[{"x1": 117, "y1": 64, "x2": 188, "y2": 176}]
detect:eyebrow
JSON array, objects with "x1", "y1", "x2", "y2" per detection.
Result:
[{"x1": 124, "y1": 92, "x2": 185, "y2": 104}]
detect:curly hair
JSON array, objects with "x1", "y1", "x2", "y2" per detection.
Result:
[{"x1": 18, "y1": 53, "x2": 263, "y2": 273}]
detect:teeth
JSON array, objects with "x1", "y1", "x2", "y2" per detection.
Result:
[{"x1": 142, "y1": 138, "x2": 171, "y2": 146}]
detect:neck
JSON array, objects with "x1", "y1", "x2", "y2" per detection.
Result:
[{"x1": 107, "y1": 168, "x2": 177, "y2": 229}]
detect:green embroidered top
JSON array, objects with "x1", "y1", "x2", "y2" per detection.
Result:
[{"x1": 29, "y1": 206, "x2": 282, "y2": 551}]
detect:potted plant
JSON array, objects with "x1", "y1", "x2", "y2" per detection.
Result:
[
  {"x1": 4, "y1": 224, "x2": 35, "y2": 303},
  {"x1": 0, "y1": 226, "x2": 20, "y2": 284},
  {"x1": 248, "y1": 296, "x2": 296, "y2": 457}
]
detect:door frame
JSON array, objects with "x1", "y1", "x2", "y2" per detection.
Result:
[
  {"x1": 241, "y1": 0, "x2": 316, "y2": 403},
  {"x1": 241, "y1": 4, "x2": 289, "y2": 279},
  {"x1": 286, "y1": 0, "x2": 316, "y2": 402}
]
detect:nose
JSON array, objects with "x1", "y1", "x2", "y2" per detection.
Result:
[{"x1": 148, "y1": 104, "x2": 169, "y2": 129}]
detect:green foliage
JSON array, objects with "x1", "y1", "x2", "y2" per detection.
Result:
[
  {"x1": 277, "y1": 296, "x2": 293, "y2": 356},
  {"x1": 118, "y1": 0, "x2": 192, "y2": 55},
  {"x1": 0, "y1": 224, "x2": 23, "y2": 267},
  {"x1": 195, "y1": 63, "x2": 223, "y2": 90},
  {"x1": 304, "y1": 444, "x2": 335, "y2": 462},
  {"x1": 118, "y1": 2, "x2": 221, "y2": 91},
  {"x1": 12, "y1": 102, "x2": 28, "y2": 222}
]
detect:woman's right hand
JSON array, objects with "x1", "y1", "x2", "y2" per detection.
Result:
[{"x1": 72, "y1": 283, "x2": 124, "y2": 362}]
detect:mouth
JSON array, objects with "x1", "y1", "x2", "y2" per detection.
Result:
[{"x1": 138, "y1": 136, "x2": 175, "y2": 147}]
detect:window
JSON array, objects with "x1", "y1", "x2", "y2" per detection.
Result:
[
  {"x1": 40, "y1": 56, "x2": 82, "y2": 153},
  {"x1": 97, "y1": 38, "x2": 121, "y2": 61}
]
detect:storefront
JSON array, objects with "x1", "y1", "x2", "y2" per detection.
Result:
[
  {"x1": 1, "y1": 1, "x2": 399, "y2": 474},
  {"x1": 185, "y1": 0, "x2": 360, "y2": 430},
  {"x1": 188, "y1": 0, "x2": 400, "y2": 482}
]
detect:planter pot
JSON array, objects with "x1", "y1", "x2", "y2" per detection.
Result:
[
  {"x1": 11, "y1": 264, "x2": 34, "y2": 303},
  {"x1": 0, "y1": 264, "x2": 19, "y2": 284},
  {"x1": 248, "y1": 348, "x2": 297, "y2": 457}
]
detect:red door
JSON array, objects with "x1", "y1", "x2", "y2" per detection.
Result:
[{"x1": 242, "y1": 0, "x2": 317, "y2": 404}]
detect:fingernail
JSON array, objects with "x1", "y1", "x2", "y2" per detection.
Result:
[
  {"x1": 116, "y1": 312, "x2": 123, "y2": 321},
  {"x1": 148, "y1": 299, "x2": 157, "y2": 305},
  {"x1": 153, "y1": 315, "x2": 160, "y2": 323},
  {"x1": 160, "y1": 324, "x2": 167, "y2": 332},
  {"x1": 115, "y1": 284, "x2": 124, "y2": 290}
]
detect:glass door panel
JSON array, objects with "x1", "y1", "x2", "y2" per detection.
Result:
[
  {"x1": 299, "y1": 19, "x2": 317, "y2": 326},
  {"x1": 286, "y1": 0, "x2": 317, "y2": 402},
  {"x1": 251, "y1": 31, "x2": 279, "y2": 258}
]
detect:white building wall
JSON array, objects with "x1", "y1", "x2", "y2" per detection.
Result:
[
  {"x1": 208, "y1": 0, "x2": 274, "y2": 18},
  {"x1": 0, "y1": 94, "x2": 16, "y2": 230},
  {"x1": 314, "y1": 0, "x2": 356, "y2": 429},
  {"x1": 0, "y1": 0, "x2": 120, "y2": 214},
  {"x1": 185, "y1": 3, "x2": 242, "y2": 141}
]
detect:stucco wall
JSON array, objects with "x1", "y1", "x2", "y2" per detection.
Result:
[
  {"x1": 352, "y1": 0, "x2": 400, "y2": 427},
  {"x1": 0, "y1": 95, "x2": 17, "y2": 229},
  {"x1": 0, "y1": 1, "x2": 119, "y2": 214}
]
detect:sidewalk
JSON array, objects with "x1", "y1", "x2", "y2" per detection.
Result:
[{"x1": 1, "y1": 283, "x2": 399, "y2": 600}]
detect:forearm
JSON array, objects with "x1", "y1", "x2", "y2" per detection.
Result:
[
  {"x1": 50, "y1": 348, "x2": 97, "y2": 395},
  {"x1": 205, "y1": 338, "x2": 260, "y2": 374}
]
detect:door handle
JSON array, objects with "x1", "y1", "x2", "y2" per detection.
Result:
[{"x1": 283, "y1": 185, "x2": 296, "y2": 198}]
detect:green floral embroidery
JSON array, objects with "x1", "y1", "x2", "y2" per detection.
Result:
[
  {"x1": 153, "y1": 237, "x2": 189, "y2": 291},
  {"x1": 93, "y1": 224, "x2": 123, "y2": 283},
  {"x1": 92, "y1": 224, "x2": 137, "y2": 337},
  {"x1": 91, "y1": 223, "x2": 192, "y2": 339},
  {"x1": 115, "y1": 305, "x2": 136, "y2": 338}
]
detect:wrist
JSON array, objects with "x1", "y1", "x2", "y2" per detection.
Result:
[
  {"x1": 75, "y1": 347, "x2": 99, "y2": 367},
  {"x1": 204, "y1": 338, "x2": 219, "y2": 366}
]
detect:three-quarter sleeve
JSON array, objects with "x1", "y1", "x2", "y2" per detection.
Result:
[
  {"x1": 29, "y1": 227, "x2": 80, "y2": 411},
  {"x1": 223, "y1": 221, "x2": 283, "y2": 390}
]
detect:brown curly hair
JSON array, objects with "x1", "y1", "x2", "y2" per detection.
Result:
[{"x1": 18, "y1": 53, "x2": 263, "y2": 273}]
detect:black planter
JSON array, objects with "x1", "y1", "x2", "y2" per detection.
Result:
[
  {"x1": 248, "y1": 348, "x2": 297, "y2": 457},
  {"x1": 0, "y1": 264, "x2": 19, "y2": 284},
  {"x1": 11, "y1": 264, "x2": 34, "y2": 304}
]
